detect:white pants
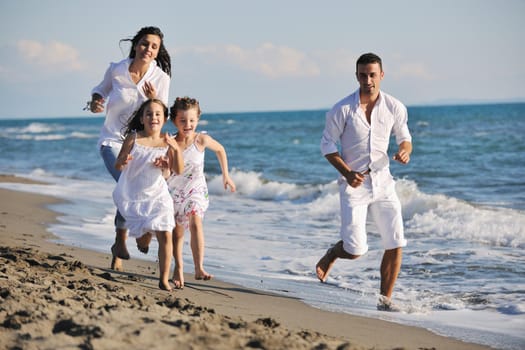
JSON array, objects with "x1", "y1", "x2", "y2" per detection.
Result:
[{"x1": 338, "y1": 175, "x2": 407, "y2": 255}]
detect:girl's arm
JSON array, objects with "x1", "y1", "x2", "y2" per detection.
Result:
[
  {"x1": 164, "y1": 133, "x2": 184, "y2": 175},
  {"x1": 115, "y1": 134, "x2": 134, "y2": 171},
  {"x1": 200, "y1": 134, "x2": 236, "y2": 192}
]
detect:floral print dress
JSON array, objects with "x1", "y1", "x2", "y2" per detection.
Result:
[{"x1": 166, "y1": 136, "x2": 209, "y2": 228}]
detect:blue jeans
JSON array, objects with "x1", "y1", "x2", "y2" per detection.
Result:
[{"x1": 100, "y1": 145, "x2": 126, "y2": 229}]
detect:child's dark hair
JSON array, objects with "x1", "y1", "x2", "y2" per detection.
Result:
[
  {"x1": 169, "y1": 96, "x2": 201, "y2": 121},
  {"x1": 124, "y1": 99, "x2": 168, "y2": 136}
]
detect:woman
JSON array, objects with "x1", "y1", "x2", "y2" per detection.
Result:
[{"x1": 87, "y1": 26, "x2": 172, "y2": 271}]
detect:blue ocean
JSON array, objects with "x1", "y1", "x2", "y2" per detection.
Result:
[{"x1": 1, "y1": 103, "x2": 524, "y2": 349}]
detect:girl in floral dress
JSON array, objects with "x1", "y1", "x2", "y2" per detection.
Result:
[{"x1": 166, "y1": 97, "x2": 236, "y2": 289}]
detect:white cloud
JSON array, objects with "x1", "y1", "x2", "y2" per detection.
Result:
[
  {"x1": 175, "y1": 42, "x2": 320, "y2": 79},
  {"x1": 16, "y1": 39, "x2": 85, "y2": 72},
  {"x1": 312, "y1": 49, "x2": 360, "y2": 76},
  {"x1": 389, "y1": 61, "x2": 435, "y2": 80},
  {"x1": 174, "y1": 43, "x2": 439, "y2": 85}
]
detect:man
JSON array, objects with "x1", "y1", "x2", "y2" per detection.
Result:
[{"x1": 316, "y1": 52, "x2": 412, "y2": 311}]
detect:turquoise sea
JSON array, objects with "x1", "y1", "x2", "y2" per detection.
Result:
[{"x1": 1, "y1": 103, "x2": 524, "y2": 349}]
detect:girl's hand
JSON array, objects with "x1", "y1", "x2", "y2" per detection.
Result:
[
  {"x1": 153, "y1": 155, "x2": 170, "y2": 169},
  {"x1": 143, "y1": 81, "x2": 157, "y2": 99},
  {"x1": 223, "y1": 176, "x2": 236, "y2": 193},
  {"x1": 116, "y1": 154, "x2": 133, "y2": 170},
  {"x1": 122, "y1": 154, "x2": 133, "y2": 166},
  {"x1": 165, "y1": 133, "x2": 181, "y2": 151}
]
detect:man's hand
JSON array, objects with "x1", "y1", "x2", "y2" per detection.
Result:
[
  {"x1": 393, "y1": 141, "x2": 412, "y2": 164},
  {"x1": 393, "y1": 150, "x2": 410, "y2": 164},
  {"x1": 345, "y1": 170, "x2": 365, "y2": 188}
]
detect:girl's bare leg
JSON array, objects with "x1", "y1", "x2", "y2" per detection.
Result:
[
  {"x1": 171, "y1": 224, "x2": 185, "y2": 289},
  {"x1": 189, "y1": 215, "x2": 213, "y2": 280},
  {"x1": 155, "y1": 230, "x2": 172, "y2": 291}
]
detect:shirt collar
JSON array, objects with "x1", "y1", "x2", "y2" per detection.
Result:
[
  {"x1": 350, "y1": 88, "x2": 361, "y2": 111},
  {"x1": 355, "y1": 88, "x2": 383, "y2": 108}
]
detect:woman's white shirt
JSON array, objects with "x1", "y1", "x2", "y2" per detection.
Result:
[{"x1": 92, "y1": 58, "x2": 170, "y2": 148}]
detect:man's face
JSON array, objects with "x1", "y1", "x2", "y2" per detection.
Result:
[{"x1": 356, "y1": 62, "x2": 384, "y2": 96}]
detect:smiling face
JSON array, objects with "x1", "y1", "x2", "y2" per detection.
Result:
[
  {"x1": 173, "y1": 107, "x2": 200, "y2": 138},
  {"x1": 356, "y1": 62, "x2": 384, "y2": 98},
  {"x1": 133, "y1": 34, "x2": 161, "y2": 64},
  {"x1": 140, "y1": 101, "x2": 166, "y2": 133}
]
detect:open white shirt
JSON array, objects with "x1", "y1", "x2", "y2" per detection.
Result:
[
  {"x1": 93, "y1": 58, "x2": 170, "y2": 149},
  {"x1": 320, "y1": 89, "x2": 412, "y2": 191}
]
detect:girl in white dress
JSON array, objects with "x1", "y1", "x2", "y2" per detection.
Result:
[
  {"x1": 113, "y1": 99, "x2": 183, "y2": 291},
  {"x1": 167, "y1": 97, "x2": 236, "y2": 289}
]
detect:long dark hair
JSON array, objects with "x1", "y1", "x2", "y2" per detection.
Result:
[
  {"x1": 124, "y1": 99, "x2": 169, "y2": 136},
  {"x1": 121, "y1": 26, "x2": 172, "y2": 77}
]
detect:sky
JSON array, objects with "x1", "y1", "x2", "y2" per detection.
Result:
[{"x1": 0, "y1": 0, "x2": 524, "y2": 119}]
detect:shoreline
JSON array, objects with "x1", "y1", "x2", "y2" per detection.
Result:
[{"x1": 0, "y1": 175, "x2": 494, "y2": 349}]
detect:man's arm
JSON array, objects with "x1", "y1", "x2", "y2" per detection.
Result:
[
  {"x1": 325, "y1": 152, "x2": 365, "y2": 188},
  {"x1": 392, "y1": 141, "x2": 412, "y2": 164}
]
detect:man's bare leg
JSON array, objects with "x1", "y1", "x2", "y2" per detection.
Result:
[
  {"x1": 316, "y1": 240, "x2": 359, "y2": 282},
  {"x1": 380, "y1": 247, "x2": 402, "y2": 298}
]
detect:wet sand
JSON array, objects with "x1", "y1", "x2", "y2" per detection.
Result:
[{"x1": 0, "y1": 175, "x2": 493, "y2": 349}]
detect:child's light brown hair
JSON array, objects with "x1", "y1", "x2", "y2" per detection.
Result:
[{"x1": 169, "y1": 97, "x2": 201, "y2": 121}]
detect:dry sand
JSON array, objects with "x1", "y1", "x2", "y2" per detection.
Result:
[{"x1": 0, "y1": 175, "x2": 494, "y2": 349}]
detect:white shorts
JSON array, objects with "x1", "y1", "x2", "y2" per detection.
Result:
[{"x1": 338, "y1": 176, "x2": 407, "y2": 255}]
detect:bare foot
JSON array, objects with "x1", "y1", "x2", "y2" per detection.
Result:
[
  {"x1": 195, "y1": 269, "x2": 213, "y2": 281},
  {"x1": 111, "y1": 242, "x2": 130, "y2": 260},
  {"x1": 171, "y1": 266, "x2": 185, "y2": 289},
  {"x1": 110, "y1": 255, "x2": 123, "y2": 271},
  {"x1": 316, "y1": 247, "x2": 335, "y2": 282},
  {"x1": 158, "y1": 280, "x2": 172, "y2": 292},
  {"x1": 136, "y1": 233, "x2": 152, "y2": 254}
]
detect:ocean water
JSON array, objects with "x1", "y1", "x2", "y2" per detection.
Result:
[{"x1": 0, "y1": 103, "x2": 524, "y2": 349}]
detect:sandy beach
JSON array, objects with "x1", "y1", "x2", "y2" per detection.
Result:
[{"x1": 0, "y1": 175, "x2": 494, "y2": 350}]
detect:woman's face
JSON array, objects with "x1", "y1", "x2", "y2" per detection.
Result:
[{"x1": 134, "y1": 34, "x2": 161, "y2": 64}]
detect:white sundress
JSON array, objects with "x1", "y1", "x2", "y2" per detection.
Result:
[
  {"x1": 166, "y1": 135, "x2": 209, "y2": 228},
  {"x1": 112, "y1": 136, "x2": 175, "y2": 238}
]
